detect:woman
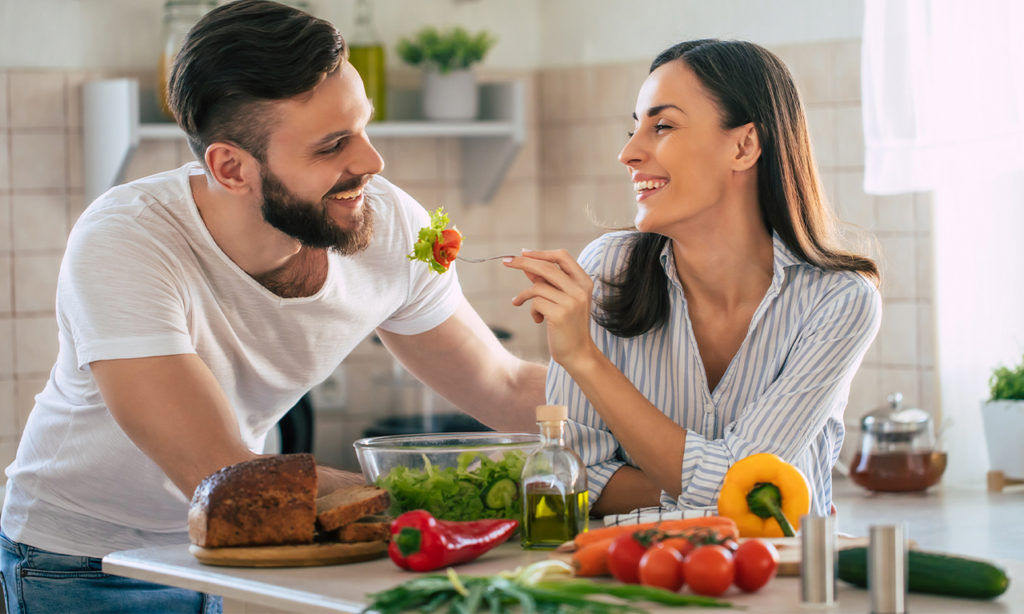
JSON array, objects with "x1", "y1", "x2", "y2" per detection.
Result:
[{"x1": 505, "y1": 39, "x2": 881, "y2": 517}]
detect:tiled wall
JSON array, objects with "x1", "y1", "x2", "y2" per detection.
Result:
[{"x1": 0, "y1": 39, "x2": 935, "y2": 491}]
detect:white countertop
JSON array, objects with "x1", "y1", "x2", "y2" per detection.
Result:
[{"x1": 102, "y1": 477, "x2": 1024, "y2": 613}]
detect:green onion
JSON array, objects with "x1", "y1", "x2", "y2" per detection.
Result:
[{"x1": 363, "y1": 561, "x2": 733, "y2": 613}]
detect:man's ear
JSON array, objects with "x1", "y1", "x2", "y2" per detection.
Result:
[
  {"x1": 205, "y1": 143, "x2": 260, "y2": 195},
  {"x1": 732, "y1": 122, "x2": 761, "y2": 172}
]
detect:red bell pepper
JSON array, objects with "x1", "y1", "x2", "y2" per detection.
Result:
[{"x1": 388, "y1": 510, "x2": 518, "y2": 572}]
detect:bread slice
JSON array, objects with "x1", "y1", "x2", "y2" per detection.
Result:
[
  {"x1": 316, "y1": 485, "x2": 390, "y2": 532},
  {"x1": 337, "y1": 514, "x2": 392, "y2": 543}
]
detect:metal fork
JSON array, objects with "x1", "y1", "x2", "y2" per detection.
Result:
[{"x1": 456, "y1": 254, "x2": 516, "y2": 263}]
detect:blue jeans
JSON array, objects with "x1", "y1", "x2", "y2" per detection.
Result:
[{"x1": 0, "y1": 532, "x2": 221, "y2": 614}]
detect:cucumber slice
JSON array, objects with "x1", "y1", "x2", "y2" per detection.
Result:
[{"x1": 481, "y1": 478, "x2": 519, "y2": 509}]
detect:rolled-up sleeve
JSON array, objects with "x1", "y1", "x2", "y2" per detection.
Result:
[{"x1": 669, "y1": 274, "x2": 881, "y2": 511}]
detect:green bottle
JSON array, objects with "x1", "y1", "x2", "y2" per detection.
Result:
[
  {"x1": 347, "y1": 0, "x2": 387, "y2": 121},
  {"x1": 521, "y1": 405, "x2": 589, "y2": 549}
]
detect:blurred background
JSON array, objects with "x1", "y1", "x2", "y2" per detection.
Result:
[{"x1": 0, "y1": 0, "x2": 1020, "y2": 491}]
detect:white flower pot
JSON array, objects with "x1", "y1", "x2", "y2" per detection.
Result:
[
  {"x1": 422, "y1": 68, "x2": 478, "y2": 121},
  {"x1": 982, "y1": 399, "x2": 1024, "y2": 477}
]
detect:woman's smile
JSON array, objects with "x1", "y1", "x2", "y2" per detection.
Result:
[{"x1": 632, "y1": 173, "x2": 669, "y2": 202}]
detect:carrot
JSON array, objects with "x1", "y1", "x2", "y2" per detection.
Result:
[
  {"x1": 570, "y1": 536, "x2": 615, "y2": 577},
  {"x1": 573, "y1": 515, "x2": 738, "y2": 549}
]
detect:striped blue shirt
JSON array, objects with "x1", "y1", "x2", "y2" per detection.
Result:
[{"x1": 547, "y1": 231, "x2": 881, "y2": 516}]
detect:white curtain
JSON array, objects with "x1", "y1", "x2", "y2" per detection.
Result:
[
  {"x1": 861, "y1": 0, "x2": 1024, "y2": 194},
  {"x1": 861, "y1": 0, "x2": 1024, "y2": 487}
]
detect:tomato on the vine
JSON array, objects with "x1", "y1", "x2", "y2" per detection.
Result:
[
  {"x1": 638, "y1": 543, "x2": 685, "y2": 592},
  {"x1": 660, "y1": 536, "x2": 696, "y2": 560},
  {"x1": 733, "y1": 539, "x2": 779, "y2": 592},
  {"x1": 607, "y1": 533, "x2": 647, "y2": 584},
  {"x1": 683, "y1": 544, "x2": 735, "y2": 597}
]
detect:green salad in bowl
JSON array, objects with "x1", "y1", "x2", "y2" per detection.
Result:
[{"x1": 353, "y1": 432, "x2": 540, "y2": 523}]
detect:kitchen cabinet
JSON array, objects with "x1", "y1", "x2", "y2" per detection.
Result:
[{"x1": 82, "y1": 78, "x2": 524, "y2": 205}]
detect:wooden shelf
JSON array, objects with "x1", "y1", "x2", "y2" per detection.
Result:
[{"x1": 83, "y1": 79, "x2": 524, "y2": 204}]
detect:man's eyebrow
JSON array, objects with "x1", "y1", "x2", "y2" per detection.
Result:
[{"x1": 309, "y1": 105, "x2": 376, "y2": 151}]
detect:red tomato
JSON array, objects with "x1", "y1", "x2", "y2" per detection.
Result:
[
  {"x1": 607, "y1": 533, "x2": 648, "y2": 584},
  {"x1": 638, "y1": 543, "x2": 685, "y2": 592},
  {"x1": 683, "y1": 544, "x2": 735, "y2": 597},
  {"x1": 733, "y1": 539, "x2": 779, "y2": 592},
  {"x1": 432, "y1": 228, "x2": 462, "y2": 269}
]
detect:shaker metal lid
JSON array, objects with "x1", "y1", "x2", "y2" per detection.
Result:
[{"x1": 861, "y1": 392, "x2": 933, "y2": 434}]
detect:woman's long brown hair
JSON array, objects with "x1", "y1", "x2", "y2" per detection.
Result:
[{"x1": 597, "y1": 39, "x2": 879, "y2": 337}]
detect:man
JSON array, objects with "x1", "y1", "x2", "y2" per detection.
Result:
[{"x1": 0, "y1": 2, "x2": 544, "y2": 612}]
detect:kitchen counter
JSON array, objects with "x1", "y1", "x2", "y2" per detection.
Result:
[{"x1": 103, "y1": 478, "x2": 1024, "y2": 613}]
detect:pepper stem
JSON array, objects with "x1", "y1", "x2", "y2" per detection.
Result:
[
  {"x1": 395, "y1": 527, "x2": 423, "y2": 557},
  {"x1": 746, "y1": 482, "x2": 795, "y2": 537}
]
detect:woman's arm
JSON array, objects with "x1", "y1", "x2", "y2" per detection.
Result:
[
  {"x1": 507, "y1": 249, "x2": 689, "y2": 497},
  {"x1": 590, "y1": 465, "x2": 662, "y2": 516}
]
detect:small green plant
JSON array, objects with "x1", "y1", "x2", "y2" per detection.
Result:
[
  {"x1": 396, "y1": 26, "x2": 497, "y2": 74},
  {"x1": 989, "y1": 354, "x2": 1024, "y2": 400}
]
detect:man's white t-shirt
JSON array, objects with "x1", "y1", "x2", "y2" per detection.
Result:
[{"x1": 1, "y1": 163, "x2": 461, "y2": 557}]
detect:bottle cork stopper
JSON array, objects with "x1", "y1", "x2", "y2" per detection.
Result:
[{"x1": 535, "y1": 404, "x2": 568, "y2": 422}]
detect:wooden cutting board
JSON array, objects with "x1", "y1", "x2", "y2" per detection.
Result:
[{"x1": 189, "y1": 540, "x2": 388, "y2": 568}]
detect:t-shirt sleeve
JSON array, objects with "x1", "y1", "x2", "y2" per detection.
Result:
[
  {"x1": 374, "y1": 184, "x2": 463, "y2": 335},
  {"x1": 59, "y1": 216, "x2": 195, "y2": 369}
]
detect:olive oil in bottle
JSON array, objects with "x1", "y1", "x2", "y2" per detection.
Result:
[
  {"x1": 521, "y1": 405, "x2": 589, "y2": 549},
  {"x1": 347, "y1": 0, "x2": 387, "y2": 121}
]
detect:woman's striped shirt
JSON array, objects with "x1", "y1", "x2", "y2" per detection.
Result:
[{"x1": 546, "y1": 231, "x2": 882, "y2": 515}]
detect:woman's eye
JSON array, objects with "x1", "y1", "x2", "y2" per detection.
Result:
[
  {"x1": 627, "y1": 130, "x2": 635, "y2": 138},
  {"x1": 654, "y1": 123, "x2": 671, "y2": 133}
]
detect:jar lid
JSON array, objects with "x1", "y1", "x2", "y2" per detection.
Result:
[{"x1": 861, "y1": 393, "x2": 933, "y2": 434}]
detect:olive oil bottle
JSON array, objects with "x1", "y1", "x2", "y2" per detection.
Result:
[
  {"x1": 347, "y1": 0, "x2": 387, "y2": 121},
  {"x1": 521, "y1": 405, "x2": 589, "y2": 549}
]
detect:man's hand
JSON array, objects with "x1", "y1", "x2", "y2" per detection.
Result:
[{"x1": 91, "y1": 353, "x2": 258, "y2": 499}]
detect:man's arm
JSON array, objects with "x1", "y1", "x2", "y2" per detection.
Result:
[
  {"x1": 376, "y1": 296, "x2": 546, "y2": 433},
  {"x1": 91, "y1": 353, "x2": 362, "y2": 499}
]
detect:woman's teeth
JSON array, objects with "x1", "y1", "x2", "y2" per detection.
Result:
[{"x1": 634, "y1": 179, "x2": 667, "y2": 193}]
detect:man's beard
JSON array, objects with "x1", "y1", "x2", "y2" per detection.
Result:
[{"x1": 259, "y1": 167, "x2": 375, "y2": 255}]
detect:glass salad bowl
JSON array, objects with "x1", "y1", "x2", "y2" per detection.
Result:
[{"x1": 353, "y1": 432, "x2": 541, "y2": 522}]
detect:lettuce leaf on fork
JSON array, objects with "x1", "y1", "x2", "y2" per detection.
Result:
[{"x1": 408, "y1": 206, "x2": 456, "y2": 274}]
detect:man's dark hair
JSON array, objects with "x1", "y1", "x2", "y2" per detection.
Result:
[{"x1": 168, "y1": 0, "x2": 347, "y2": 164}]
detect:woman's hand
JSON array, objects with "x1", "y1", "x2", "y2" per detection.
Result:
[{"x1": 504, "y1": 249, "x2": 599, "y2": 373}]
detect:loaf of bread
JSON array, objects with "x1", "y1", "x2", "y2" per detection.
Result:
[
  {"x1": 316, "y1": 485, "x2": 390, "y2": 532},
  {"x1": 336, "y1": 514, "x2": 392, "y2": 543},
  {"x1": 188, "y1": 453, "x2": 318, "y2": 548}
]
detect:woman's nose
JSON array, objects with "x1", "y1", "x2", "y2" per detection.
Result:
[{"x1": 618, "y1": 134, "x2": 644, "y2": 167}]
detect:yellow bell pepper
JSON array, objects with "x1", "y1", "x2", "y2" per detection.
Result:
[{"x1": 716, "y1": 453, "x2": 811, "y2": 537}]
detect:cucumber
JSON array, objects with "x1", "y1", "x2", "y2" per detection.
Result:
[
  {"x1": 837, "y1": 547, "x2": 1010, "y2": 599},
  {"x1": 480, "y1": 478, "x2": 518, "y2": 509}
]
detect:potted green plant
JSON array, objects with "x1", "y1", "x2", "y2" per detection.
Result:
[
  {"x1": 982, "y1": 354, "x2": 1024, "y2": 479},
  {"x1": 396, "y1": 26, "x2": 497, "y2": 121}
]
